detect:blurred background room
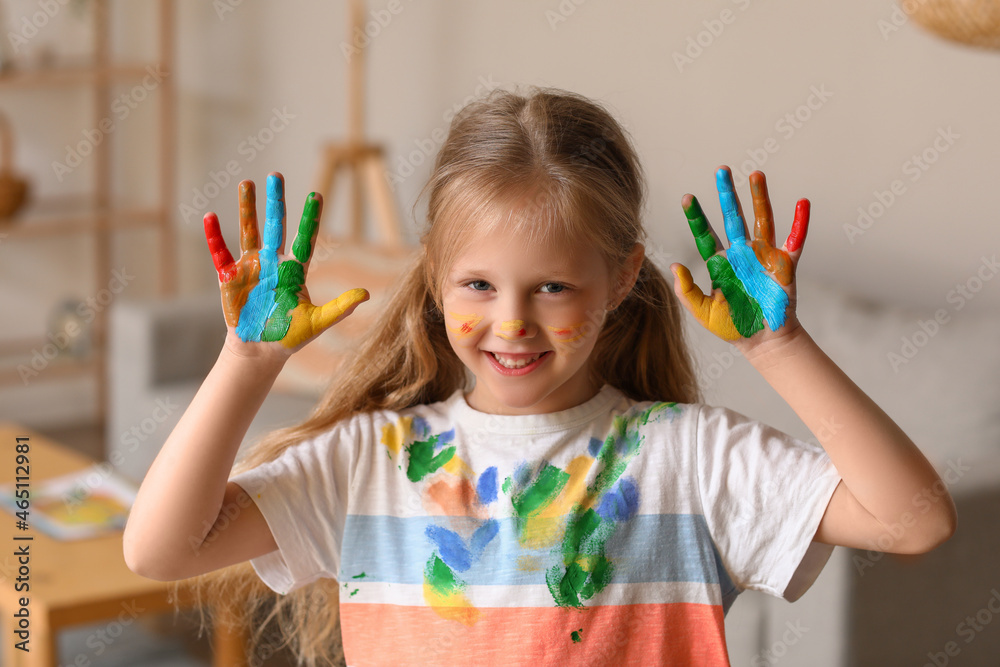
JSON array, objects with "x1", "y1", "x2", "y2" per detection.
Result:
[{"x1": 1, "y1": 0, "x2": 999, "y2": 665}]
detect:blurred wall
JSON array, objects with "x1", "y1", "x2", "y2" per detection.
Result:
[{"x1": 2, "y1": 0, "x2": 999, "y2": 416}]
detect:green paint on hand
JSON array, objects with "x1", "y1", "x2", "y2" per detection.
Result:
[
  {"x1": 684, "y1": 196, "x2": 718, "y2": 261},
  {"x1": 261, "y1": 259, "x2": 305, "y2": 341},
  {"x1": 571, "y1": 629, "x2": 583, "y2": 643},
  {"x1": 292, "y1": 194, "x2": 320, "y2": 263},
  {"x1": 707, "y1": 255, "x2": 763, "y2": 337},
  {"x1": 512, "y1": 463, "x2": 570, "y2": 517},
  {"x1": 405, "y1": 435, "x2": 456, "y2": 482}
]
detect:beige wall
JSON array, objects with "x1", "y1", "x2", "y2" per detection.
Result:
[
  {"x1": 172, "y1": 0, "x2": 1000, "y2": 314},
  {"x1": 2, "y1": 0, "x2": 999, "y2": 424}
]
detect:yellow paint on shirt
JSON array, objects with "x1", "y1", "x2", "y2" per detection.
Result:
[
  {"x1": 380, "y1": 417, "x2": 413, "y2": 456},
  {"x1": 423, "y1": 583, "x2": 480, "y2": 626},
  {"x1": 518, "y1": 455, "x2": 595, "y2": 549},
  {"x1": 442, "y1": 453, "x2": 475, "y2": 478}
]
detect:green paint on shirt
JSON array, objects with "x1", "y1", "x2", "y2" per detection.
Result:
[
  {"x1": 405, "y1": 435, "x2": 456, "y2": 482},
  {"x1": 512, "y1": 463, "x2": 570, "y2": 517}
]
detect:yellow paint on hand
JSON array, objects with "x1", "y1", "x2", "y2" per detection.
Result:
[
  {"x1": 673, "y1": 264, "x2": 741, "y2": 341},
  {"x1": 279, "y1": 288, "x2": 370, "y2": 348}
]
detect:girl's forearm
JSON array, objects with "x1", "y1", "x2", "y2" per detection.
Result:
[
  {"x1": 123, "y1": 342, "x2": 284, "y2": 577},
  {"x1": 744, "y1": 325, "x2": 956, "y2": 550}
]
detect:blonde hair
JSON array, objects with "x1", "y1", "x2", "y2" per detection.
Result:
[{"x1": 178, "y1": 86, "x2": 700, "y2": 666}]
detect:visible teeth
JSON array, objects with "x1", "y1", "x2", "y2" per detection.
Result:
[{"x1": 492, "y1": 352, "x2": 543, "y2": 369}]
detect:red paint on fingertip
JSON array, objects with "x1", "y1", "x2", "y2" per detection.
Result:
[
  {"x1": 786, "y1": 199, "x2": 810, "y2": 253},
  {"x1": 203, "y1": 212, "x2": 236, "y2": 280}
]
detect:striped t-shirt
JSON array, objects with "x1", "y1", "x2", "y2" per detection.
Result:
[{"x1": 231, "y1": 384, "x2": 840, "y2": 666}]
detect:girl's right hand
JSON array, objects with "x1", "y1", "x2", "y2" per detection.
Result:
[{"x1": 203, "y1": 172, "x2": 370, "y2": 363}]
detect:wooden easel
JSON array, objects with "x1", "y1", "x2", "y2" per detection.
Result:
[{"x1": 312, "y1": 0, "x2": 404, "y2": 247}]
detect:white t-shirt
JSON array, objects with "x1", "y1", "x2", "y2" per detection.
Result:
[{"x1": 231, "y1": 384, "x2": 841, "y2": 666}]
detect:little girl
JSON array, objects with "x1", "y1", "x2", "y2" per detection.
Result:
[{"x1": 124, "y1": 87, "x2": 956, "y2": 666}]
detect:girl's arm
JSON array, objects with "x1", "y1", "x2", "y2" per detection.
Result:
[
  {"x1": 742, "y1": 326, "x2": 955, "y2": 552},
  {"x1": 670, "y1": 166, "x2": 956, "y2": 554},
  {"x1": 123, "y1": 173, "x2": 369, "y2": 580},
  {"x1": 123, "y1": 342, "x2": 284, "y2": 580}
]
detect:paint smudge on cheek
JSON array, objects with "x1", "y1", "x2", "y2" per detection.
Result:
[
  {"x1": 446, "y1": 311, "x2": 484, "y2": 340},
  {"x1": 546, "y1": 322, "x2": 589, "y2": 345}
]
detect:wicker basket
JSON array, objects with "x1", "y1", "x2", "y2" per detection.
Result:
[
  {"x1": 910, "y1": 0, "x2": 1000, "y2": 50},
  {"x1": 0, "y1": 111, "x2": 30, "y2": 221}
]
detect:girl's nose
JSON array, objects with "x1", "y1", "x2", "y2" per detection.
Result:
[{"x1": 495, "y1": 318, "x2": 537, "y2": 341}]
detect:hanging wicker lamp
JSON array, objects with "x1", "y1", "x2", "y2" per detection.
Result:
[{"x1": 909, "y1": 0, "x2": 1000, "y2": 50}]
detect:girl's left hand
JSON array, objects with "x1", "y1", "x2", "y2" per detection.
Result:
[{"x1": 670, "y1": 166, "x2": 809, "y2": 356}]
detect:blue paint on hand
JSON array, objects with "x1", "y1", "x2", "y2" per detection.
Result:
[
  {"x1": 236, "y1": 174, "x2": 285, "y2": 341},
  {"x1": 715, "y1": 168, "x2": 789, "y2": 330}
]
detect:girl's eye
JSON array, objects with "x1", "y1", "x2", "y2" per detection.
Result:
[
  {"x1": 540, "y1": 283, "x2": 565, "y2": 294},
  {"x1": 467, "y1": 280, "x2": 491, "y2": 292}
]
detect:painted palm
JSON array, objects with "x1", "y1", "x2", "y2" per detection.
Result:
[
  {"x1": 203, "y1": 173, "x2": 369, "y2": 349},
  {"x1": 673, "y1": 167, "x2": 809, "y2": 341}
]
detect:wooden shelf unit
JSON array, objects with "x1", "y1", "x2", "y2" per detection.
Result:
[{"x1": 0, "y1": 0, "x2": 176, "y2": 435}]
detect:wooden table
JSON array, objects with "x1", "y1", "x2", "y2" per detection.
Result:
[{"x1": 0, "y1": 424, "x2": 247, "y2": 667}]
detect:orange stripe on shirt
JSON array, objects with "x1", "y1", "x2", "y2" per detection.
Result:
[{"x1": 340, "y1": 602, "x2": 729, "y2": 666}]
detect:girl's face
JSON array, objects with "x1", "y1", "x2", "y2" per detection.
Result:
[{"x1": 441, "y1": 222, "x2": 622, "y2": 415}]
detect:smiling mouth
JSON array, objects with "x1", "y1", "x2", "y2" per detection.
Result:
[{"x1": 488, "y1": 351, "x2": 550, "y2": 369}]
